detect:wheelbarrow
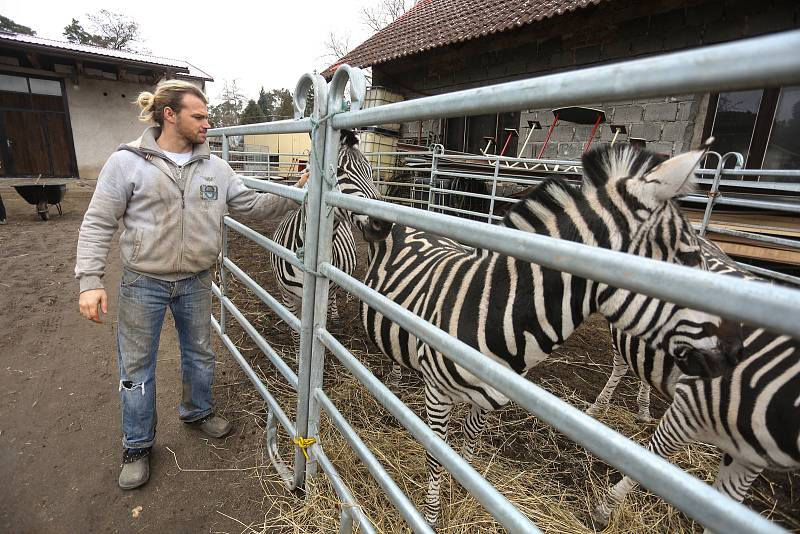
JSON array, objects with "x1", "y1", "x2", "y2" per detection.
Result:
[{"x1": 14, "y1": 184, "x2": 66, "y2": 221}]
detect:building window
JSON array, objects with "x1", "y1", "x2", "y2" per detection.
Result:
[
  {"x1": 762, "y1": 86, "x2": 800, "y2": 173},
  {"x1": 444, "y1": 112, "x2": 519, "y2": 155},
  {"x1": 704, "y1": 85, "x2": 799, "y2": 180},
  {"x1": 707, "y1": 90, "x2": 761, "y2": 165}
]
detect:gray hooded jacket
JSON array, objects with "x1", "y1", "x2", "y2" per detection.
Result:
[{"x1": 75, "y1": 127, "x2": 297, "y2": 292}]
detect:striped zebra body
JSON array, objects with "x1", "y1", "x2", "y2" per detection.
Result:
[
  {"x1": 587, "y1": 236, "x2": 752, "y2": 421},
  {"x1": 592, "y1": 240, "x2": 800, "y2": 531},
  {"x1": 362, "y1": 144, "x2": 743, "y2": 526},
  {"x1": 270, "y1": 130, "x2": 383, "y2": 340},
  {"x1": 271, "y1": 209, "x2": 356, "y2": 331}
]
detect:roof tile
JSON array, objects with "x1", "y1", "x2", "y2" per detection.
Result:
[{"x1": 326, "y1": 0, "x2": 608, "y2": 75}]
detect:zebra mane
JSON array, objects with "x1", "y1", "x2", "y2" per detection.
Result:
[
  {"x1": 581, "y1": 144, "x2": 666, "y2": 189},
  {"x1": 501, "y1": 175, "x2": 610, "y2": 246}
]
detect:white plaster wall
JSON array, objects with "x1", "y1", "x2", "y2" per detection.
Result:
[{"x1": 66, "y1": 78, "x2": 154, "y2": 178}]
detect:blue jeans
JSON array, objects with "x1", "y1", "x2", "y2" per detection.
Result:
[{"x1": 117, "y1": 267, "x2": 215, "y2": 449}]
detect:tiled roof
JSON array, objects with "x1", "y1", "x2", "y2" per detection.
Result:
[
  {"x1": 324, "y1": 0, "x2": 607, "y2": 76},
  {"x1": 0, "y1": 31, "x2": 213, "y2": 80}
]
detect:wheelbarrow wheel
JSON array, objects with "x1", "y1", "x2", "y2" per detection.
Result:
[{"x1": 37, "y1": 200, "x2": 50, "y2": 221}]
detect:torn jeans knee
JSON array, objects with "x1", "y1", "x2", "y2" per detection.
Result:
[{"x1": 119, "y1": 380, "x2": 146, "y2": 395}]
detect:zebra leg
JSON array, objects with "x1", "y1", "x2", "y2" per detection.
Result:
[
  {"x1": 591, "y1": 402, "x2": 695, "y2": 529},
  {"x1": 587, "y1": 349, "x2": 629, "y2": 416},
  {"x1": 712, "y1": 454, "x2": 763, "y2": 502},
  {"x1": 460, "y1": 404, "x2": 487, "y2": 463},
  {"x1": 698, "y1": 456, "x2": 763, "y2": 534},
  {"x1": 282, "y1": 291, "x2": 302, "y2": 346},
  {"x1": 635, "y1": 382, "x2": 654, "y2": 423},
  {"x1": 424, "y1": 383, "x2": 453, "y2": 527},
  {"x1": 329, "y1": 291, "x2": 339, "y2": 322},
  {"x1": 385, "y1": 363, "x2": 402, "y2": 395}
]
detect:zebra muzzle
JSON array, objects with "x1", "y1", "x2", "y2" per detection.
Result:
[{"x1": 361, "y1": 217, "x2": 393, "y2": 242}]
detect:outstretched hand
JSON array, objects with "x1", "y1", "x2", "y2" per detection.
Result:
[
  {"x1": 79, "y1": 289, "x2": 108, "y2": 324},
  {"x1": 295, "y1": 170, "x2": 310, "y2": 188}
]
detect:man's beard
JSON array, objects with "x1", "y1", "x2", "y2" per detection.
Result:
[{"x1": 176, "y1": 118, "x2": 205, "y2": 145}]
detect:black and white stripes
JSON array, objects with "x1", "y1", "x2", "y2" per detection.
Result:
[
  {"x1": 270, "y1": 130, "x2": 381, "y2": 336},
  {"x1": 362, "y1": 144, "x2": 743, "y2": 526},
  {"x1": 591, "y1": 238, "x2": 800, "y2": 531}
]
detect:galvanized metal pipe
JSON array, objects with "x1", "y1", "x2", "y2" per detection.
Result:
[
  {"x1": 291, "y1": 72, "x2": 331, "y2": 488},
  {"x1": 703, "y1": 225, "x2": 800, "y2": 251},
  {"x1": 212, "y1": 283, "x2": 299, "y2": 389},
  {"x1": 682, "y1": 193, "x2": 800, "y2": 214},
  {"x1": 208, "y1": 117, "x2": 313, "y2": 137},
  {"x1": 317, "y1": 328, "x2": 541, "y2": 534},
  {"x1": 326, "y1": 193, "x2": 800, "y2": 338},
  {"x1": 224, "y1": 216, "x2": 304, "y2": 270},
  {"x1": 222, "y1": 258, "x2": 301, "y2": 332},
  {"x1": 310, "y1": 444, "x2": 377, "y2": 534},
  {"x1": 314, "y1": 385, "x2": 435, "y2": 533},
  {"x1": 736, "y1": 263, "x2": 800, "y2": 287},
  {"x1": 333, "y1": 32, "x2": 800, "y2": 129},
  {"x1": 320, "y1": 263, "x2": 784, "y2": 534},
  {"x1": 239, "y1": 177, "x2": 306, "y2": 203},
  {"x1": 210, "y1": 314, "x2": 297, "y2": 439}
]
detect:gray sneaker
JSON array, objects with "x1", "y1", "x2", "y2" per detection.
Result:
[
  {"x1": 186, "y1": 414, "x2": 232, "y2": 438},
  {"x1": 119, "y1": 447, "x2": 151, "y2": 490}
]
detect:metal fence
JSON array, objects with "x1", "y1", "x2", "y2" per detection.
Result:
[
  {"x1": 207, "y1": 31, "x2": 800, "y2": 533},
  {"x1": 366, "y1": 146, "x2": 800, "y2": 285}
]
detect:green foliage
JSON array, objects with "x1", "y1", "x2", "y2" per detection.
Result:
[
  {"x1": 240, "y1": 99, "x2": 266, "y2": 125},
  {"x1": 0, "y1": 15, "x2": 36, "y2": 35},
  {"x1": 255, "y1": 87, "x2": 294, "y2": 121}
]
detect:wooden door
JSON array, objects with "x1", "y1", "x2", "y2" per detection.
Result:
[
  {"x1": 0, "y1": 73, "x2": 76, "y2": 177},
  {"x1": 3, "y1": 110, "x2": 49, "y2": 175}
]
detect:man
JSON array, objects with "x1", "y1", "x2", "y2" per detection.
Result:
[{"x1": 75, "y1": 80, "x2": 307, "y2": 490}]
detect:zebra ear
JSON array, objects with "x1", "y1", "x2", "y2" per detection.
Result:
[{"x1": 644, "y1": 147, "x2": 707, "y2": 201}]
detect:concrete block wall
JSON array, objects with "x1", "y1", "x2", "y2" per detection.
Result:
[
  {"x1": 519, "y1": 94, "x2": 700, "y2": 159},
  {"x1": 373, "y1": 0, "x2": 799, "y2": 156}
]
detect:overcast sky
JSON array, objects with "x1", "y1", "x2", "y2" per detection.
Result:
[{"x1": 3, "y1": 1, "x2": 376, "y2": 103}]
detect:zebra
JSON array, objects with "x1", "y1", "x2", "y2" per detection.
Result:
[
  {"x1": 590, "y1": 240, "x2": 800, "y2": 533},
  {"x1": 586, "y1": 236, "x2": 752, "y2": 422},
  {"x1": 270, "y1": 129, "x2": 380, "y2": 341},
  {"x1": 361, "y1": 143, "x2": 744, "y2": 526},
  {"x1": 270, "y1": 205, "x2": 357, "y2": 338}
]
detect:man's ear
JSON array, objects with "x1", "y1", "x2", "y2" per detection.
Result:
[{"x1": 163, "y1": 106, "x2": 176, "y2": 124}]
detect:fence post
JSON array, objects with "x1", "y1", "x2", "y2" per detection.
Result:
[
  {"x1": 291, "y1": 73, "x2": 330, "y2": 489},
  {"x1": 699, "y1": 151, "x2": 743, "y2": 236},
  {"x1": 428, "y1": 143, "x2": 443, "y2": 211},
  {"x1": 221, "y1": 134, "x2": 229, "y2": 163},
  {"x1": 219, "y1": 221, "x2": 228, "y2": 335},
  {"x1": 304, "y1": 66, "x2": 368, "y2": 481},
  {"x1": 488, "y1": 156, "x2": 501, "y2": 223}
]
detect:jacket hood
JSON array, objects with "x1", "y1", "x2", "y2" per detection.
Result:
[{"x1": 118, "y1": 126, "x2": 211, "y2": 161}]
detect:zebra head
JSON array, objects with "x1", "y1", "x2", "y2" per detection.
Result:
[
  {"x1": 336, "y1": 130, "x2": 393, "y2": 241},
  {"x1": 580, "y1": 143, "x2": 743, "y2": 377}
]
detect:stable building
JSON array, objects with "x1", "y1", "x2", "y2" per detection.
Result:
[
  {"x1": 0, "y1": 31, "x2": 212, "y2": 180},
  {"x1": 328, "y1": 0, "x2": 800, "y2": 169}
]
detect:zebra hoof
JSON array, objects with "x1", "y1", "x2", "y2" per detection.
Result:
[
  {"x1": 585, "y1": 508, "x2": 610, "y2": 532},
  {"x1": 634, "y1": 413, "x2": 654, "y2": 423},
  {"x1": 585, "y1": 405, "x2": 604, "y2": 417}
]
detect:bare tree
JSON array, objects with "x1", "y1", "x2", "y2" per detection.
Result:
[
  {"x1": 324, "y1": 31, "x2": 352, "y2": 61},
  {"x1": 208, "y1": 80, "x2": 246, "y2": 128},
  {"x1": 321, "y1": 0, "x2": 412, "y2": 64},
  {"x1": 63, "y1": 10, "x2": 145, "y2": 51},
  {"x1": 360, "y1": 0, "x2": 414, "y2": 32}
]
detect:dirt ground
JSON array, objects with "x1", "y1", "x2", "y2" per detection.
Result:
[
  {"x1": 0, "y1": 184, "x2": 288, "y2": 534},
  {"x1": 1, "y1": 183, "x2": 798, "y2": 533}
]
